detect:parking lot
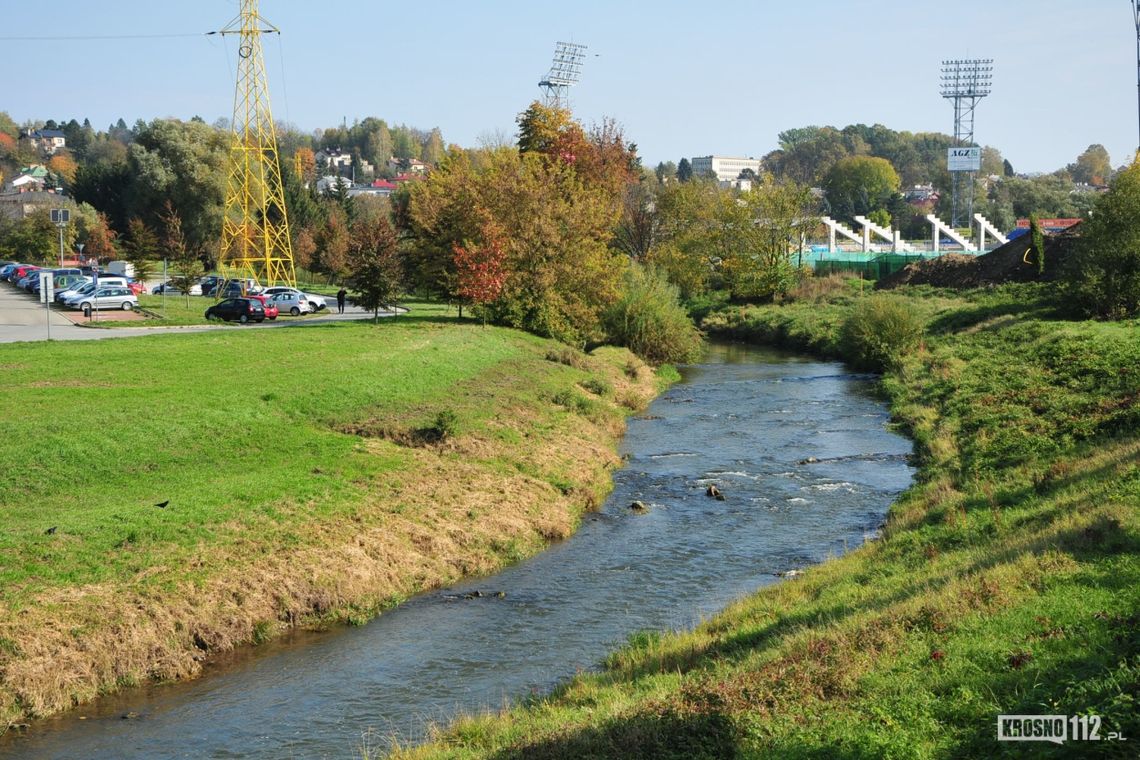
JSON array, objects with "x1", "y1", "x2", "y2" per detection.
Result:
[{"x1": 0, "y1": 279, "x2": 400, "y2": 344}]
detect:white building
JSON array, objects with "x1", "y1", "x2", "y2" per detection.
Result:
[{"x1": 690, "y1": 155, "x2": 762, "y2": 183}]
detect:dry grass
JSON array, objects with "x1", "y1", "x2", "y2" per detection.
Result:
[{"x1": 0, "y1": 340, "x2": 661, "y2": 729}]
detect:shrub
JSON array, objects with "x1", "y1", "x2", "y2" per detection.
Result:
[
  {"x1": 580, "y1": 377, "x2": 611, "y2": 396},
  {"x1": 1062, "y1": 162, "x2": 1140, "y2": 319},
  {"x1": 603, "y1": 263, "x2": 703, "y2": 365},
  {"x1": 840, "y1": 295, "x2": 924, "y2": 371}
]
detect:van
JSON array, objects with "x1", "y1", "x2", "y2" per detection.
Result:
[{"x1": 104, "y1": 261, "x2": 136, "y2": 278}]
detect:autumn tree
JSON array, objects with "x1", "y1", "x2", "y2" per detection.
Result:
[
  {"x1": 48, "y1": 152, "x2": 78, "y2": 185},
  {"x1": 453, "y1": 224, "x2": 507, "y2": 325},
  {"x1": 408, "y1": 102, "x2": 637, "y2": 345},
  {"x1": 315, "y1": 207, "x2": 350, "y2": 282},
  {"x1": 294, "y1": 146, "x2": 316, "y2": 184},
  {"x1": 79, "y1": 211, "x2": 118, "y2": 263},
  {"x1": 346, "y1": 215, "x2": 404, "y2": 321},
  {"x1": 1069, "y1": 144, "x2": 1113, "y2": 186}
]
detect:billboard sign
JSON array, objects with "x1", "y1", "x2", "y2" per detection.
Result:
[{"x1": 948, "y1": 147, "x2": 982, "y2": 172}]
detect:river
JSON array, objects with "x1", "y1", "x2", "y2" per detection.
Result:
[{"x1": 0, "y1": 342, "x2": 914, "y2": 759}]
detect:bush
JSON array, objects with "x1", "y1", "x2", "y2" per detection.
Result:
[
  {"x1": 1062, "y1": 163, "x2": 1140, "y2": 319},
  {"x1": 840, "y1": 295, "x2": 924, "y2": 371},
  {"x1": 603, "y1": 264, "x2": 703, "y2": 365}
]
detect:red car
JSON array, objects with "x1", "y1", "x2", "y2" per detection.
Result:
[
  {"x1": 126, "y1": 280, "x2": 145, "y2": 296},
  {"x1": 246, "y1": 293, "x2": 278, "y2": 320}
]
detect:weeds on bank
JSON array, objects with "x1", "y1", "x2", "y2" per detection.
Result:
[{"x1": 395, "y1": 281, "x2": 1140, "y2": 759}]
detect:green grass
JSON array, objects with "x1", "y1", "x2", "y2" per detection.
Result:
[
  {"x1": 396, "y1": 281, "x2": 1140, "y2": 759},
  {"x1": 0, "y1": 315, "x2": 663, "y2": 725}
]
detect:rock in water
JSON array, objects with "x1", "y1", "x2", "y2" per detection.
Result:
[{"x1": 629, "y1": 500, "x2": 648, "y2": 512}]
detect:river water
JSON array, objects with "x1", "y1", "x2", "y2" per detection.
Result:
[{"x1": 1, "y1": 342, "x2": 914, "y2": 759}]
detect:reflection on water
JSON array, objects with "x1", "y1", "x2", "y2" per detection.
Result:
[{"x1": 2, "y1": 343, "x2": 913, "y2": 759}]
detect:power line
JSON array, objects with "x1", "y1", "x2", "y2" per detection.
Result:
[{"x1": 0, "y1": 32, "x2": 209, "y2": 41}]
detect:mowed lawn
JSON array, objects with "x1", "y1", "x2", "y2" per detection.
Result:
[{"x1": 0, "y1": 318, "x2": 556, "y2": 607}]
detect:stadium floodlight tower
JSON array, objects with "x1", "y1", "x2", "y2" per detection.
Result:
[
  {"x1": 215, "y1": 0, "x2": 296, "y2": 292},
  {"x1": 1132, "y1": 1, "x2": 1140, "y2": 155},
  {"x1": 940, "y1": 58, "x2": 993, "y2": 228},
  {"x1": 538, "y1": 41, "x2": 588, "y2": 108}
]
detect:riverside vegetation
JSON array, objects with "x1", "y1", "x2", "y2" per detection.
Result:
[
  {"x1": 394, "y1": 281, "x2": 1139, "y2": 759},
  {"x1": 0, "y1": 314, "x2": 671, "y2": 730}
]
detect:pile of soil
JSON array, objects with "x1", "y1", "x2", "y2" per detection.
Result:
[{"x1": 877, "y1": 223, "x2": 1082, "y2": 289}]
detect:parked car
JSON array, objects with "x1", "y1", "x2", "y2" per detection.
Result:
[
  {"x1": 66, "y1": 286, "x2": 138, "y2": 316},
  {"x1": 199, "y1": 275, "x2": 224, "y2": 296},
  {"x1": 204, "y1": 297, "x2": 265, "y2": 323},
  {"x1": 152, "y1": 280, "x2": 203, "y2": 295},
  {"x1": 0, "y1": 264, "x2": 19, "y2": 281},
  {"x1": 16, "y1": 272, "x2": 41, "y2": 290},
  {"x1": 30, "y1": 273, "x2": 85, "y2": 297},
  {"x1": 245, "y1": 293, "x2": 278, "y2": 320},
  {"x1": 9, "y1": 265, "x2": 40, "y2": 284},
  {"x1": 215, "y1": 278, "x2": 264, "y2": 299},
  {"x1": 266, "y1": 291, "x2": 313, "y2": 316},
  {"x1": 126, "y1": 280, "x2": 146, "y2": 296},
  {"x1": 262, "y1": 286, "x2": 327, "y2": 311},
  {"x1": 56, "y1": 277, "x2": 128, "y2": 304}
]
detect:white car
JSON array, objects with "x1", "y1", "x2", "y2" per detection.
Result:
[
  {"x1": 66, "y1": 286, "x2": 138, "y2": 316},
  {"x1": 262, "y1": 286, "x2": 327, "y2": 312}
]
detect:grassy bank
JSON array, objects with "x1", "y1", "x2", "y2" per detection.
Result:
[
  {"x1": 395, "y1": 283, "x2": 1139, "y2": 759},
  {"x1": 0, "y1": 316, "x2": 667, "y2": 729}
]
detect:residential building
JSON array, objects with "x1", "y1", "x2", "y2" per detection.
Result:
[{"x1": 21, "y1": 129, "x2": 66, "y2": 155}]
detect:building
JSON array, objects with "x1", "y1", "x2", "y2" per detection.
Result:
[
  {"x1": 21, "y1": 129, "x2": 66, "y2": 155},
  {"x1": 690, "y1": 155, "x2": 761, "y2": 184}
]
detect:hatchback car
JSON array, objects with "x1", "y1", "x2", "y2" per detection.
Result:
[
  {"x1": 204, "y1": 297, "x2": 265, "y2": 323},
  {"x1": 266, "y1": 291, "x2": 312, "y2": 316},
  {"x1": 262, "y1": 286, "x2": 326, "y2": 312},
  {"x1": 245, "y1": 293, "x2": 278, "y2": 320}
]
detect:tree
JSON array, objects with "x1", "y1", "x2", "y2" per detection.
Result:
[
  {"x1": 47, "y1": 152, "x2": 78, "y2": 185},
  {"x1": 677, "y1": 157, "x2": 692, "y2": 182},
  {"x1": 453, "y1": 226, "x2": 507, "y2": 326},
  {"x1": 346, "y1": 216, "x2": 404, "y2": 321},
  {"x1": 315, "y1": 207, "x2": 350, "y2": 282},
  {"x1": 822, "y1": 155, "x2": 900, "y2": 222},
  {"x1": 124, "y1": 217, "x2": 159, "y2": 281},
  {"x1": 160, "y1": 201, "x2": 203, "y2": 305},
  {"x1": 613, "y1": 181, "x2": 660, "y2": 261},
  {"x1": 0, "y1": 209, "x2": 59, "y2": 263},
  {"x1": 1069, "y1": 144, "x2": 1113, "y2": 186},
  {"x1": 421, "y1": 127, "x2": 445, "y2": 166},
  {"x1": 654, "y1": 161, "x2": 677, "y2": 183},
  {"x1": 1062, "y1": 161, "x2": 1140, "y2": 319},
  {"x1": 80, "y1": 211, "x2": 119, "y2": 262}
]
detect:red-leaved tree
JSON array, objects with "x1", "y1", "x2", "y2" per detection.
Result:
[{"x1": 453, "y1": 228, "x2": 506, "y2": 326}]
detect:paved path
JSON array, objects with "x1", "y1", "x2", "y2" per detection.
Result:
[{"x1": 0, "y1": 286, "x2": 400, "y2": 344}]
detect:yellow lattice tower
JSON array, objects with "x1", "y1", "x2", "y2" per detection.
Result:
[{"x1": 216, "y1": 0, "x2": 295, "y2": 291}]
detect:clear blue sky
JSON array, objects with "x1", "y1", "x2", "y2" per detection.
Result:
[{"x1": 3, "y1": 0, "x2": 1136, "y2": 175}]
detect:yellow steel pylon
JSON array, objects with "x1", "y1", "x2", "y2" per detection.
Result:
[{"x1": 216, "y1": 0, "x2": 295, "y2": 292}]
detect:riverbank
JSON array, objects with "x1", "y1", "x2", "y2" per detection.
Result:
[
  {"x1": 0, "y1": 319, "x2": 668, "y2": 730},
  {"x1": 396, "y1": 282, "x2": 1139, "y2": 758}
]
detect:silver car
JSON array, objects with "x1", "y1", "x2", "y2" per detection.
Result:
[
  {"x1": 267, "y1": 291, "x2": 314, "y2": 316},
  {"x1": 66, "y1": 286, "x2": 138, "y2": 316},
  {"x1": 262, "y1": 286, "x2": 327, "y2": 311}
]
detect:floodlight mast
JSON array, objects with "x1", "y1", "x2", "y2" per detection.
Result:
[
  {"x1": 538, "y1": 42, "x2": 587, "y2": 108},
  {"x1": 941, "y1": 58, "x2": 993, "y2": 228},
  {"x1": 1133, "y1": 1, "x2": 1140, "y2": 156}
]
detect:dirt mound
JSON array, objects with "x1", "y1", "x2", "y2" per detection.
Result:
[{"x1": 877, "y1": 223, "x2": 1082, "y2": 289}]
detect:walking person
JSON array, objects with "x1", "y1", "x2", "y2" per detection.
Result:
[{"x1": 336, "y1": 287, "x2": 347, "y2": 314}]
